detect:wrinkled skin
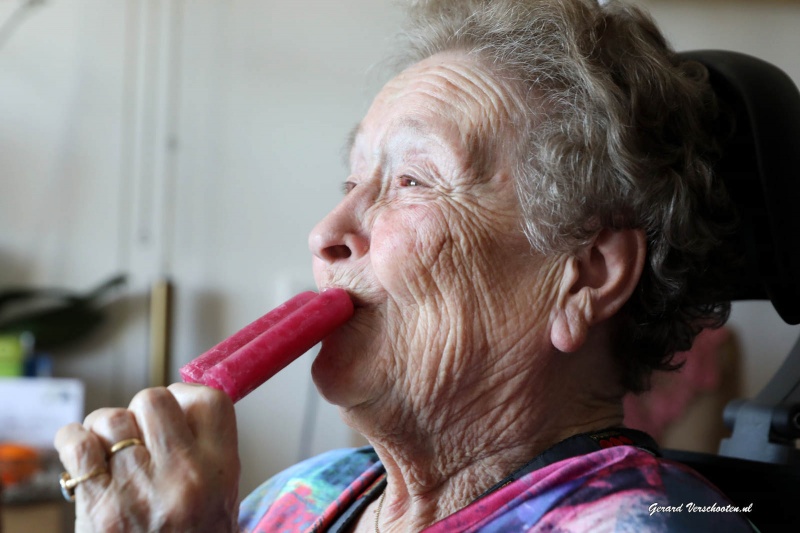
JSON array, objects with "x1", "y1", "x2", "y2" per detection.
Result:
[
  {"x1": 53, "y1": 51, "x2": 644, "y2": 533},
  {"x1": 309, "y1": 52, "x2": 642, "y2": 532},
  {"x1": 54, "y1": 384, "x2": 239, "y2": 533},
  {"x1": 309, "y1": 52, "x2": 551, "y2": 413}
]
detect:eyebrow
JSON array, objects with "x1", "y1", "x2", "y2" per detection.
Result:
[
  {"x1": 341, "y1": 117, "x2": 458, "y2": 176},
  {"x1": 396, "y1": 117, "x2": 433, "y2": 137},
  {"x1": 342, "y1": 117, "x2": 437, "y2": 155}
]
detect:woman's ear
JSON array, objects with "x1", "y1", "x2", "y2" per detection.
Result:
[{"x1": 550, "y1": 228, "x2": 646, "y2": 353}]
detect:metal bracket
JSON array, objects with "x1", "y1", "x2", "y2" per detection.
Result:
[{"x1": 719, "y1": 332, "x2": 800, "y2": 464}]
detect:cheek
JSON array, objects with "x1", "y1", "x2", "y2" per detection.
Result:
[{"x1": 371, "y1": 205, "x2": 449, "y2": 298}]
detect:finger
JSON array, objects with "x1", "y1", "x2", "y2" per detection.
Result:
[
  {"x1": 128, "y1": 387, "x2": 194, "y2": 461},
  {"x1": 84, "y1": 407, "x2": 150, "y2": 473},
  {"x1": 84, "y1": 407, "x2": 142, "y2": 449},
  {"x1": 54, "y1": 423, "x2": 110, "y2": 501},
  {"x1": 167, "y1": 383, "x2": 240, "y2": 494},
  {"x1": 55, "y1": 422, "x2": 108, "y2": 474},
  {"x1": 167, "y1": 382, "x2": 237, "y2": 444}
]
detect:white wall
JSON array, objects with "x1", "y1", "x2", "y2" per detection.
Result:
[
  {"x1": 0, "y1": 1, "x2": 147, "y2": 406},
  {"x1": 1, "y1": 0, "x2": 798, "y2": 507},
  {"x1": 0, "y1": 0, "x2": 404, "y2": 501},
  {"x1": 168, "y1": 0, "x2": 405, "y2": 496}
]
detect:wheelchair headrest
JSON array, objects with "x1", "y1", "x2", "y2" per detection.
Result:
[{"x1": 679, "y1": 50, "x2": 800, "y2": 325}]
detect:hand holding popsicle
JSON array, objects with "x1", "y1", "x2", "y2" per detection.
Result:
[
  {"x1": 55, "y1": 383, "x2": 240, "y2": 533},
  {"x1": 52, "y1": 289, "x2": 353, "y2": 533}
]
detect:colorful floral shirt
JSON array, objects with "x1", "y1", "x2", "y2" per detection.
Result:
[{"x1": 238, "y1": 445, "x2": 756, "y2": 532}]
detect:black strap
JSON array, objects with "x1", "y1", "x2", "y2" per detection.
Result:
[
  {"x1": 475, "y1": 427, "x2": 660, "y2": 500},
  {"x1": 328, "y1": 427, "x2": 658, "y2": 532},
  {"x1": 328, "y1": 475, "x2": 387, "y2": 533}
]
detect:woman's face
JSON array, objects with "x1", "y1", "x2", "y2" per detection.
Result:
[{"x1": 309, "y1": 53, "x2": 559, "y2": 413}]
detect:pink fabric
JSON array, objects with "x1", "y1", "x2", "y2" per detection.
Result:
[{"x1": 623, "y1": 327, "x2": 730, "y2": 441}]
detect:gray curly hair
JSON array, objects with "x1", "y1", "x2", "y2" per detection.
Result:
[{"x1": 394, "y1": 0, "x2": 734, "y2": 392}]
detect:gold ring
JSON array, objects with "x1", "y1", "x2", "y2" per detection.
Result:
[
  {"x1": 59, "y1": 467, "x2": 107, "y2": 502},
  {"x1": 109, "y1": 437, "x2": 144, "y2": 455}
]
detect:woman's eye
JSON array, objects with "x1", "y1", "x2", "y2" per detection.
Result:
[
  {"x1": 342, "y1": 181, "x2": 356, "y2": 194},
  {"x1": 398, "y1": 175, "x2": 420, "y2": 187}
]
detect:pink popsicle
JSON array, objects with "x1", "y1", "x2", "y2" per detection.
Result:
[
  {"x1": 192, "y1": 288, "x2": 354, "y2": 403},
  {"x1": 180, "y1": 291, "x2": 318, "y2": 383}
]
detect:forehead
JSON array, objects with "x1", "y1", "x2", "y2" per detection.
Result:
[{"x1": 348, "y1": 53, "x2": 523, "y2": 164}]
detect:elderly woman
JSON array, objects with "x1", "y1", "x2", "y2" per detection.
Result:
[{"x1": 55, "y1": 0, "x2": 755, "y2": 531}]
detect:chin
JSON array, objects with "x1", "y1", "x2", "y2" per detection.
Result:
[
  {"x1": 313, "y1": 293, "x2": 397, "y2": 399},
  {"x1": 311, "y1": 333, "x2": 362, "y2": 407}
]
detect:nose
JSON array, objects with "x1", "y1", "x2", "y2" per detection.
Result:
[{"x1": 309, "y1": 190, "x2": 371, "y2": 263}]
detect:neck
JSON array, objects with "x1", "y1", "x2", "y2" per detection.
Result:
[{"x1": 342, "y1": 335, "x2": 625, "y2": 531}]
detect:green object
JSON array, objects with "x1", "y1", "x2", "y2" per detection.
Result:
[
  {"x1": 0, "y1": 335, "x2": 24, "y2": 376},
  {"x1": 0, "y1": 274, "x2": 126, "y2": 351}
]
